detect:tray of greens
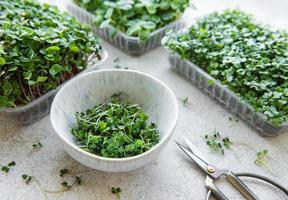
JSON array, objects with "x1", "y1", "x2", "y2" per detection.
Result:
[
  {"x1": 163, "y1": 9, "x2": 288, "y2": 136},
  {"x1": 72, "y1": 94, "x2": 160, "y2": 158},
  {"x1": 0, "y1": 0, "x2": 106, "y2": 124},
  {"x1": 68, "y1": 0, "x2": 190, "y2": 55}
]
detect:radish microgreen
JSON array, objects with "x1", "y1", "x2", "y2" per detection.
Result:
[
  {"x1": 0, "y1": 0, "x2": 102, "y2": 108},
  {"x1": 71, "y1": 93, "x2": 160, "y2": 158},
  {"x1": 163, "y1": 9, "x2": 288, "y2": 126}
]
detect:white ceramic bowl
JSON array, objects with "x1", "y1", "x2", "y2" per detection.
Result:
[{"x1": 50, "y1": 69, "x2": 179, "y2": 172}]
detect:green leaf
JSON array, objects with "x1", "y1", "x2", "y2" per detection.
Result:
[
  {"x1": 0, "y1": 96, "x2": 15, "y2": 107},
  {"x1": 100, "y1": 20, "x2": 110, "y2": 29},
  {"x1": 127, "y1": 25, "x2": 141, "y2": 36},
  {"x1": 23, "y1": 71, "x2": 32, "y2": 80},
  {"x1": 37, "y1": 76, "x2": 48, "y2": 83},
  {"x1": 146, "y1": 5, "x2": 157, "y2": 14},
  {"x1": 0, "y1": 57, "x2": 6, "y2": 66},
  {"x1": 28, "y1": 80, "x2": 35, "y2": 86},
  {"x1": 69, "y1": 44, "x2": 80, "y2": 53},
  {"x1": 2, "y1": 81, "x2": 13, "y2": 96},
  {"x1": 98, "y1": 121, "x2": 107, "y2": 132},
  {"x1": 2, "y1": 21, "x2": 11, "y2": 30},
  {"x1": 49, "y1": 64, "x2": 63, "y2": 76},
  {"x1": 45, "y1": 46, "x2": 60, "y2": 52}
]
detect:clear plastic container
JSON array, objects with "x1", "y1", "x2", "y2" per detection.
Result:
[
  {"x1": 67, "y1": 3, "x2": 185, "y2": 55},
  {"x1": 0, "y1": 51, "x2": 108, "y2": 124},
  {"x1": 167, "y1": 53, "x2": 288, "y2": 136}
]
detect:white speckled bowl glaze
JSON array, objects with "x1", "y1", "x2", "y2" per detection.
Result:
[{"x1": 50, "y1": 69, "x2": 179, "y2": 172}]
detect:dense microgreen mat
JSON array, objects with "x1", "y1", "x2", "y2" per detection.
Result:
[
  {"x1": 73, "y1": 0, "x2": 190, "y2": 41},
  {"x1": 71, "y1": 94, "x2": 160, "y2": 158},
  {"x1": 163, "y1": 9, "x2": 288, "y2": 126},
  {"x1": 0, "y1": 0, "x2": 102, "y2": 108}
]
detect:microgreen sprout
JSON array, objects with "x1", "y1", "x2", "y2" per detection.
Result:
[
  {"x1": 75, "y1": 176, "x2": 82, "y2": 185},
  {"x1": 111, "y1": 187, "x2": 121, "y2": 198},
  {"x1": 255, "y1": 150, "x2": 269, "y2": 166},
  {"x1": 59, "y1": 169, "x2": 69, "y2": 177},
  {"x1": 61, "y1": 176, "x2": 82, "y2": 190},
  {"x1": 32, "y1": 142, "x2": 43, "y2": 150},
  {"x1": 113, "y1": 57, "x2": 129, "y2": 69},
  {"x1": 229, "y1": 117, "x2": 239, "y2": 123},
  {"x1": 1, "y1": 161, "x2": 16, "y2": 173},
  {"x1": 22, "y1": 174, "x2": 33, "y2": 184},
  {"x1": 61, "y1": 181, "x2": 71, "y2": 189},
  {"x1": 182, "y1": 97, "x2": 190, "y2": 107},
  {"x1": 254, "y1": 149, "x2": 274, "y2": 174},
  {"x1": 204, "y1": 130, "x2": 232, "y2": 154}
]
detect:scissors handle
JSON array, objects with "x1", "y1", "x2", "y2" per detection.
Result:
[
  {"x1": 206, "y1": 172, "x2": 288, "y2": 200},
  {"x1": 226, "y1": 171, "x2": 259, "y2": 200},
  {"x1": 205, "y1": 177, "x2": 229, "y2": 200},
  {"x1": 206, "y1": 185, "x2": 229, "y2": 200}
]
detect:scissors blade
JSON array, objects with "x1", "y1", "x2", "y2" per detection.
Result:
[
  {"x1": 176, "y1": 139, "x2": 226, "y2": 179},
  {"x1": 183, "y1": 136, "x2": 208, "y2": 162},
  {"x1": 176, "y1": 141, "x2": 210, "y2": 175}
]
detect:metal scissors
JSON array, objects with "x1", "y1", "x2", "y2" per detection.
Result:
[{"x1": 176, "y1": 137, "x2": 288, "y2": 200}]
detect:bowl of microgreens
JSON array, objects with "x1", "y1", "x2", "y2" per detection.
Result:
[
  {"x1": 50, "y1": 69, "x2": 179, "y2": 172},
  {"x1": 67, "y1": 0, "x2": 191, "y2": 55},
  {"x1": 0, "y1": 0, "x2": 106, "y2": 124}
]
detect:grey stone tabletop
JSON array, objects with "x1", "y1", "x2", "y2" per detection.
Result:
[{"x1": 0, "y1": 0, "x2": 288, "y2": 200}]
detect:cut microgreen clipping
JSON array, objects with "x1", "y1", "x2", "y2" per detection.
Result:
[
  {"x1": 1, "y1": 161, "x2": 16, "y2": 173},
  {"x1": 72, "y1": 93, "x2": 160, "y2": 158},
  {"x1": 75, "y1": 176, "x2": 82, "y2": 185},
  {"x1": 254, "y1": 149, "x2": 274, "y2": 173},
  {"x1": 228, "y1": 116, "x2": 239, "y2": 127},
  {"x1": 163, "y1": 9, "x2": 288, "y2": 126},
  {"x1": 255, "y1": 150, "x2": 269, "y2": 166},
  {"x1": 61, "y1": 176, "x2": 82, "y2": 190},
  {"x1": 32, "y1": 142, "x2": 43, "y2": 150},
  {"x1": 182, "y1": 97, "x2": 190, "y2": 107},
  {"x1": 59, "y1": 168, "x2": 81, "y2": 186},
  {"x1": 0, "y1": 0, "x2": 102, "y2": 108},
  {"x1": 229, "y1": 116, "x2": 239, "y2": 123},
  {"x1": 204, "y1": 130, "x2": 232, "y2": 154},
  {"x1": 113, "y1": 57, "x2": 129, "y2": 69},
  {"x1": 22, "y1": 174, "x2": 33, "y2": 184},
  {"x1": 59, "y1": 169, "x2": 69, "y2": 177},
  {"x1": 74, "y1": 0, "x2": 190, "y2": 42},
  {"x1": 111, "y1": 187, "x2": 121, "y2": 197}
]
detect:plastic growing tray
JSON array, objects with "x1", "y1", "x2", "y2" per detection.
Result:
[
  {"x1": 0, "y1": 51, "x2": 108, "y2": 125},
  {"x1": 168, "y1": 53, "x2": 288, "y2": 136},
  {"x1": 67, "y1": 3, "x2": 185, "y2": 55}
]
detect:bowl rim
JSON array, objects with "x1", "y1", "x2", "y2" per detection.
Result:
[{"x1": 50, "y1": 69, "x2": 179, "y2": 162}]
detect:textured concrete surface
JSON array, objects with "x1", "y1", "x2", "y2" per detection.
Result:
[{"x1": 0, "y1": 0, "x2": 288, "y2": 200}]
